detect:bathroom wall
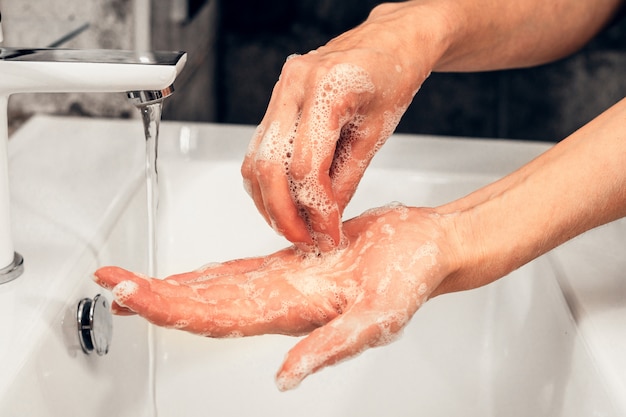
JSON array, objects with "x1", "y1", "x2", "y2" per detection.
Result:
[
  {"x1": 2, "y1": 0, "x2": 137, "y2": 132},
  {"x1": 2, "y1": 0, "x2": 625, "y2": 142},
  {"x1": 216, "y1": 1, "x2": 626, "y2": 142},
  {"x1": 1, "y1": 0, "x2": 217, "y2": 133},
  {"x1": 151, "y1": 0, "x2": 218, "y2": 123}
]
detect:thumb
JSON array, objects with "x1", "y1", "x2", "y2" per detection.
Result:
[{"x1": 275, "y1": 308, "x2": 406, "y2": 391}]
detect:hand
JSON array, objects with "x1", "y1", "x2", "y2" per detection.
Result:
[
  {"x1": 240, "y1": 5, "x2": 437, "y2": 252},
  {"x1": 94, "y1": 204, "x2": 459, "y2": 391}
]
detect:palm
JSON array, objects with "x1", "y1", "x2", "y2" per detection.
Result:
[{"x1": 95, "y1": 204, "x2": 449, "y2": 390}]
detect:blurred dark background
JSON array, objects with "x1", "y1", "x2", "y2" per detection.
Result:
[
  {"x1": 212, "y1": 0, "x2": 626, "y2": 142},
  {"x1": 6, "y1": 0, "x2": 623, "y2": 142}
]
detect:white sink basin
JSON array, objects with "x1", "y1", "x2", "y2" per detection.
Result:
[{"x1": 1, "y1": 116, "x2": 624, "y2": 416}]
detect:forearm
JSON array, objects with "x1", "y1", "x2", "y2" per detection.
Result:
[
  {"x1": 369, "y1": 0, "x2": 623, "y2": 72},
  {"x1": 435, "y1": 97, "x2": 626, "y2": 294}
]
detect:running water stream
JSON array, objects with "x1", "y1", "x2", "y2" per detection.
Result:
[
  {"x1": 137, "y1": 101, "x2": 162, "y2": 417},
  {"x1": 139, "y1": 102, "x2": 160, "y2": 279}
]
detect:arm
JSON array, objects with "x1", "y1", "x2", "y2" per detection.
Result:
[
  {"x1": 412, "y1": 0, "x2": 622, "y2": 71},
  {"x1": 241, "y1": 0, "x2": 624, "y2": 252},
  {"x1": 94, "y1": 98, "x2": 626, "y2": 390},
  {"x1": 433, "y1": 96, "x2": 626, "y2": 295},
  {"x1": 94, "y1": 0, "x2": 626, "y2": 390}
]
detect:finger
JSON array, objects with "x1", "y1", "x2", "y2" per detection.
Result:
[
  {"x1": 288, "y1": 64, "x2": 377, "y2": 250},
  {"x1": 330, "y1": 114, "x2": 395, "y2": 211},
  {"x1": 110, "y1": 276, "x2": 327, "y2": 338},
  {"x1": 167, "y1": 246, "x2": 297, "y2": 285},
  {"x1": 94, "y1": 266, "x2": 149, "y2": 290},
  {"x1": 94, "y1": 267, "x2": 145, "y2": 316},
  {"x1": 242, "y1": 63, "x2": 304, "y2": 235},
  {"x1": 166, "y1": 256, "x2": 269, "y2": 284},
  {"x1": 255, "y1": 159, "x2": 314, "y2": 247},
  {"x1": 288, "y1": 85, "x2": 345, "y2": 250},
  {"x1": 275, "y1": 306, "x2": 407, "y2": 391},
  {"x1": 241, "y1": 125, "x2": 271, "y2": 224},
  {"x1": 94, "y1": 267, "x2": 208, "y2": 315},
  {"x1": 249, "y1": 119, "x2": 316, "y2": 247},
  {"x1": 288, "y1": 145, "x2": 342, "y2": 251},
  {"x1": 111, "y1": 279, "x2": 191, "y2": 328},
  {"x1": 111, "y1": 301, "x2": 135, "y2": 315}
]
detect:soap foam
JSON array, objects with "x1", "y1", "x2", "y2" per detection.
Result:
[
  {"x1": 245, "y1": 124, "x2": 265, "y2": 158},
  {"x1": 381, "y1": 223, "x2": 395, "y2": 237},
  {"x1": 414, "y1": 241, "x2": 439, "y2": 269},
  {"x1": 196, "y1": 262, "x2": 224, "y2": 273},
  {"x1": 113, "y1": 280, "x2": 139, "y2": 305},
  {"x1": 357, "y1": 106, "x2": 408, "y2": 171},
  {"x1": 417, "y1": 282, "x2": 428, "y2": 296},
  {"x1": 171, "y1": 320, "x2": 189, "y2": 329},
  {"x1": 376, "y1": 275, "x2": 392, "y2": 295},
  {"x1": 330, "y1": 114, "x2": 368, "y2": 183},
  {"x1": 276, "y1": 306, "x2": 410, "y2": 391},
  {"x1": 251, "y1": 62, "x2": 414, "y2": 249},
  {"x1": 256, "y1": 121, "x2": 292, "y2": 168},
  {"x1": 284, "y1": 64, "x2": 376, "y2": 245}
]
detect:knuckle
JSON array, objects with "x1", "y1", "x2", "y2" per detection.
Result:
[
  {"x1": 279, "y1": 54, "x2": 308, "y2": 84},
  {"x1": 289, "y1": 157, "x2": 312, "y2": 181},
  {"x1": 240, "y1": 157, "x2": 253, "y2": 179},
  {"x1": 254, "y1": 158, "x2": 283, "y2": 184}
]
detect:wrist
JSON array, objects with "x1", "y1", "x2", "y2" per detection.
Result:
[
  {"x1": 427, "y1": 207, "x2": 481, "y2": 297},
  {"x1": 430, "y1": 198, "x2": 530, "y2": 297},
  {"x1": 364, "y1": 1, "x2": 458, "y2": 79}
]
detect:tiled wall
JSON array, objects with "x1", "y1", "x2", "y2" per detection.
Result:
[{"x1": 216, "y1": 0, "x2": 626, "y2": 142}]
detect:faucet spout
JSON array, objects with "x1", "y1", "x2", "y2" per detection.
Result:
[
  {"x1": 0, "y1": 47, "x2": 186, "y2": 283},
  {"x1": 127, "y1": 85, "x2": 175, "y2": 107},
  {"x1": 0, "y1": 48, "x2": 186, "y2": 94}
]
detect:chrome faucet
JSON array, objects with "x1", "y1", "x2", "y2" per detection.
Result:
[{"x1": 0, "y1": 19, "x2": 187, "y2": 284}]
